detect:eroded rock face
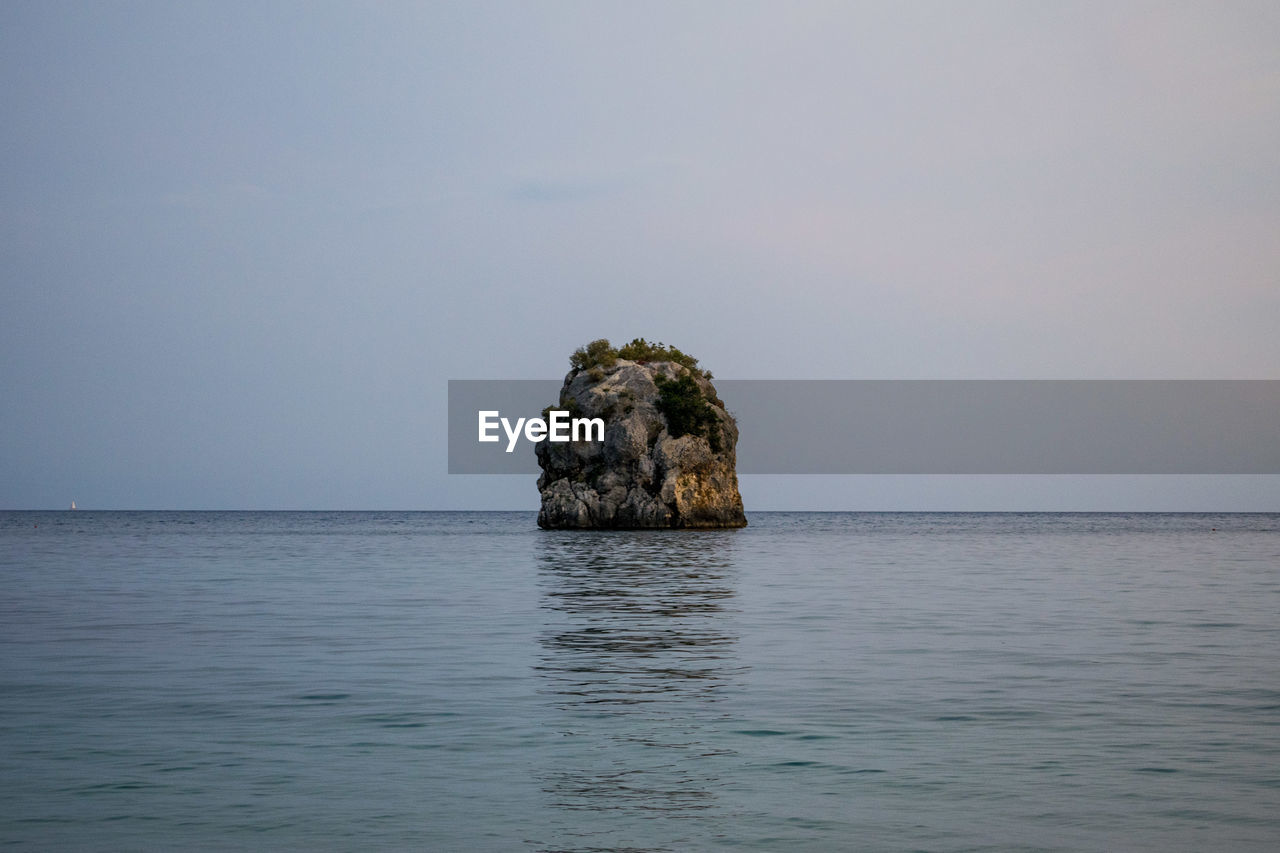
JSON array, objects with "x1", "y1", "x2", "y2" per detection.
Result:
[{"x1": 536, "y1": 360, "x2": 747, "y2": 529}]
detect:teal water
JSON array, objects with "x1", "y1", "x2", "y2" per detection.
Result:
[{"x1": 2, "y1": 511, "x2": 1278, "y2": 851}]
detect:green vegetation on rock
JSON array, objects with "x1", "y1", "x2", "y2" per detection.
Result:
[
  {"x1": 568, "y1": 337, "x2": 710, "y2": 379},
  {"x1": 654, "y1": 372, "x2": 722, "y2": 452},
  {"x1": 568, "y1": 338, "x2": 617, "y2": 372}
]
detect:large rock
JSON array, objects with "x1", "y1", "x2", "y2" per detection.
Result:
[{"x1": 536, "y1": 356, "x2": 747, "y2": 529}]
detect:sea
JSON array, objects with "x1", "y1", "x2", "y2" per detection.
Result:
[{"x1": 1, "y1": 511, "x2": 1278, "y2": 851}]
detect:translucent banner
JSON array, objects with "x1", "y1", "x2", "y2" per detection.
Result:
[{"x1": 448, "y1": 380, "x2": 1280, "y2": 475}]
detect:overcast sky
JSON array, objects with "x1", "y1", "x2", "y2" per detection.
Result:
[{"x1": 3, "y1": 1, "x2": 1278, "y2": 510}]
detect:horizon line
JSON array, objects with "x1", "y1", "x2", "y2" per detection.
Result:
[{"x1": 4, "y1": 508, "x2": 1277, "y2": 514}]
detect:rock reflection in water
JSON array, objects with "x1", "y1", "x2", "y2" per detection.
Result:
[{"x1": 535, "y1": 530, "x2": 741, "y2": 844}]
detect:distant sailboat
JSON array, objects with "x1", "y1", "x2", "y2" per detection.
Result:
[{"x1": 70, "y1": 500, "x2": 76, "y2": 510}]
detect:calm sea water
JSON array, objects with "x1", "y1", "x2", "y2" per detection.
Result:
[{"x1": 1, "y1": 511, "x2": 1278, "y2": 851}]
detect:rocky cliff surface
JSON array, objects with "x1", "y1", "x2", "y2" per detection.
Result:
[{"x1": 536, "y1": 340, "x2": 747, "y2": 529}]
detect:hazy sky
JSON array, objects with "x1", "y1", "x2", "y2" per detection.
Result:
[{"x1": 3, "y1": 1, "x2": 1278, "y2": 510}]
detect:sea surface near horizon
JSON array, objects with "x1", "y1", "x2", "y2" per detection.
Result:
[{"x1": 1, "y1": 510, "x2": 1278, "y2": 851}]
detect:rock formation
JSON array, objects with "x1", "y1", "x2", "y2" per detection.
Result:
[{"x1": 536, "y1": 339, "x2": 747, "y2": 529}]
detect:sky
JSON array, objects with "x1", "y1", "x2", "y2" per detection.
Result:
[{"x1": 2, "y1": 1, "x2": 1278, "y2": 510}]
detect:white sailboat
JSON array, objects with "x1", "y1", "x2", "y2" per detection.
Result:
[{"x1": 70, "y1": 500, "x2": 76, "y2": 510}]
